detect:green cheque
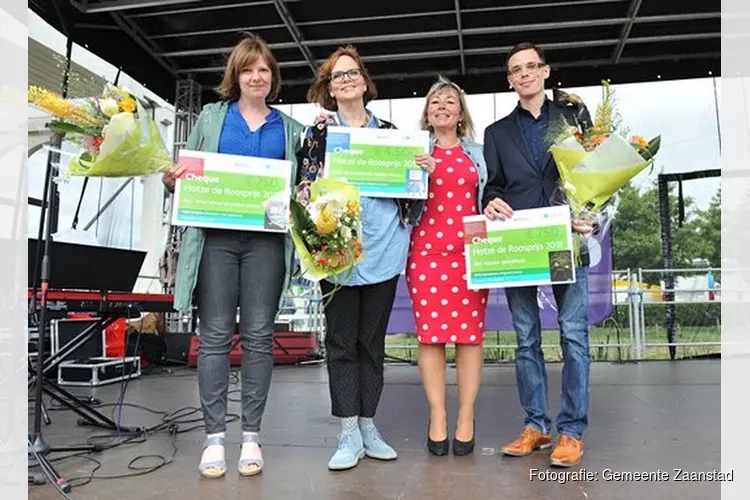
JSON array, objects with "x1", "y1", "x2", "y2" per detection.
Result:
[
  {"x1": 172, "y1": 150, "x2": 292, "y2": 232},
  {"x1": 323, "y1": 126, "x2": 430, "y2": 199},
  {"x1": 463, "y1": 206, "x2": 577, "y2": 289}
]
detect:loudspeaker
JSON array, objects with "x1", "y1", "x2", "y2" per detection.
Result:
[
  {"x1": 125, "y1": 332, "x2": 195, "y2": 366},
  {"x1": 163, "y1": 332, "x2": 194, "y2": 364},
  {"x1": 51, "y1": 318, "x2": 104, "y2": 363},
  {"x1": 125, "y1": 331, "x2": 166, "y2": 367}
]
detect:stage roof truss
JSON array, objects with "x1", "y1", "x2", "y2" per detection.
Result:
[{"x1": 31, "y1": 0, "x2": 720, "y2": 103}]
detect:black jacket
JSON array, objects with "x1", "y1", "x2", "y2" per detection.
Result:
[{"x1": 483, "y1": 98, "x2": 594, "y2": 266}]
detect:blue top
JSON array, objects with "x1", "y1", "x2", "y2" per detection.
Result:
[
  {"x1": 517, "y1": 98, "x2": 550, "y2": 169},
  {"x1": 326, "y1": 110, "x2": 410, "y2": 286},
  {"x1": 517, "y1": 99, "x2": 550, "y2": 207},
  {"x1": 218, "y1": 102, "x2": 286, "y2": 160}
]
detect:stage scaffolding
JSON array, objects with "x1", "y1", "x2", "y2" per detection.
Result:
[
  {"x1": 657, "y1": 169, "x2": 720, "y2": 359},
  {"x1": 161, "y1": 78, "x2": 201, "y2": 332}
]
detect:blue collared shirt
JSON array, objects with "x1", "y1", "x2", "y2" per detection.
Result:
[
  {"x1": 517, "y1": 98, "x2": 550, "y2": 170},
  {"x1": 325, "y1": 110, "x2": 410, "y2": 286},
  {"x1": 218, "y1": 102, "x2": 285, "y2": 159}
]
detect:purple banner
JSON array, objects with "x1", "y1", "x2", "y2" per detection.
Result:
[{"x1": 386, "y1": 232, "x2": 614, "y2": 333}]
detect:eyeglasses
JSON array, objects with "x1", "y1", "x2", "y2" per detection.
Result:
[
  {"x1": 508, "y1": 62, "x2": 547, "y2": 77},
  {"x1": 330, "y1": 68, "x2": 362, "y2": 83}
]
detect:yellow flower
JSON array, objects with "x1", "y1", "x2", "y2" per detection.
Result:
[
  {"x1": 28, "y1": 86, "x2": 102, "y2": 128},
  {"x1": 119, "y1": 98, "x2": 137, "y2": 113},
  {"x1": 346, "y1": 201, "x2": 361, "y2": 216},
  {"x1": 316, "y1": 212, "x2": 337, "y2": 235}
]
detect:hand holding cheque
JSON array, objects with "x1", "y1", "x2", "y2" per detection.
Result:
[
  {"x1": 467, "y1": 204, "x2": 579, "y2": 289},
  {"x1": 162, "y1": 163, "x2": 186, "y2": 192},
  {"x1": 483, "y1": 197, "x2": 514, "y2": 220},
  {"x1": 484, "y1": 197, "x2": 594, "y2": 237},
  {"x1": 414, "y1": 153, "x2": 436, "y2": 174}
]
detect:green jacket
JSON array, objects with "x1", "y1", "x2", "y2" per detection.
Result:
[{"x1": 172, "y1": 101, "x2": 305, "y2": 312}]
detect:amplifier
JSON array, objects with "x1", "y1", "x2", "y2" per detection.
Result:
[
  {"x1": 51, "y1": 318, "x2": 105, "y2": 362},
  {"x1": 58, "y1": 356, "x2": 141, "y2": 387}
]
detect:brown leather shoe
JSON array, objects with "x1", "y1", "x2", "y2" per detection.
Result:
[
  {"x1": 549, "y1": 435, "x2": 584, "y2": 467},
  {"x1": 500, "y1": 427, "x2": 553, "y2": 457}
]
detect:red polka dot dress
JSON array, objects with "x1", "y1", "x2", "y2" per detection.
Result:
[{"x1": 406, "y1": 144, "x2": 489, "y2": 345}]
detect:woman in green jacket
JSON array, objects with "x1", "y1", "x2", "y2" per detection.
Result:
[{"x1": 162, "y1": 35, "x2": 304, "y2": 479}]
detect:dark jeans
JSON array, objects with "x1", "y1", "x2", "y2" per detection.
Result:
[
  {"x1": 504, "y1": 266, "x2": 591, "y2": 439},
  {"x1": 196, "y1": 229, "x2": 285, "y2": 434},
  {"x1": 320, "y1": 276, "x2": 399, "y2": 418}
]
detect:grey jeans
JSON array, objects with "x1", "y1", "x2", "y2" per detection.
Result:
[{"x1": 196, "y1": 229, "x2": 285, "y2": 434}]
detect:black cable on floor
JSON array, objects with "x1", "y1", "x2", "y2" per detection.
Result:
[
  {"x1": 28, "y1": 337, "x2": 244, "y2": 498},
  {"x1": 28, "y1": 398, "x2": 240, "y2": 494},
  {"x1": 65, "y1": 424, "x2": 179, "y2": 488}
]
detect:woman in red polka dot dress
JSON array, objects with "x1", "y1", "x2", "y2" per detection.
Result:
[{"x1": 406, "y1": 77, "x2": 489, "y2": 457}]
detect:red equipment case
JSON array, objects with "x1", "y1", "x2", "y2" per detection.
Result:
[{"x1": 187, "y1": 331, "x2": 321, "y2": 367}]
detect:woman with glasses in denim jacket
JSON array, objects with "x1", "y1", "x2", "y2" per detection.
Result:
[
  {"x1": 406, "y1": 76, "x2": 489, "y2": 457},
  {"x1": 296, "y1": 45, "x2": 433, "y2": 471}
]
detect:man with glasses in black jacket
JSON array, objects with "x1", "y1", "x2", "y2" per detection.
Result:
[{"x1": 482, "y1": 42, "x2": 594, "y2": 468}]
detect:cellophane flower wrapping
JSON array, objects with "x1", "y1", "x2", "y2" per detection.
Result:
[
  {"x1": 289, "y1": 178, "x2": 363, "y2": 285},
  {"x1": 28, "y1": 83, "x2": 171, "y2": 177},
  {"x1": 547, "y1": 80, "x2": 661, "y2": 264}
]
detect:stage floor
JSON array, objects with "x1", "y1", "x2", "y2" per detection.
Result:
[{"x1": 29, "y1": 360, "x2": 720, "y2": 500}]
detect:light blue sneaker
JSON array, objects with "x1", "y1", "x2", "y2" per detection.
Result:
[
  {"x1": 328, "y1": 429, "x2": 365, "y2": 470},
  {"x1": 360, "y1": 423, "x2": 398, "y2": 461}
]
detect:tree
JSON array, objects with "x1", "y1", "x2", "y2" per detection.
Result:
[
  {"x1": 610, "y1": 181, "x2": 712, "y2": 285},
  {"x1": 693, "y1": 188, "x2": 720, "y2": 269}
]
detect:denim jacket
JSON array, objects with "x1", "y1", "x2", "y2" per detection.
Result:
[{"x1": 407, "y1": 136, "x2": 488, "y2": 226}]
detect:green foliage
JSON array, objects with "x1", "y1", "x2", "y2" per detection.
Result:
[
  {"x1": 611, "y1": 182, "x2": 719, "y2": 285},
  {"x1": 643, "y1": 136, "x2": 661, "y2": 161},
  {"x1": 641, "y1": 303, "x2": 721, "y2": 328},
  {"x1": 693, "y1": 188, "x2": 721, "y2": 269},
  {"x1": 289, "y1": 198, "x2": 315, "y2": 245},
  {"x1": 48, "y1": 120, "x2": 93, "y2": 136}
]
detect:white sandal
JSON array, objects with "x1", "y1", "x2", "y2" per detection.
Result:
[
  {"x1": 238, "y1": 433, "x2": 264, "y2": 477},
  {"x1": 199, "y1": 435, "x2": 226, "y2": 479}
]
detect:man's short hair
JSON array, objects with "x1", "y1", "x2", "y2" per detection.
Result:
[{"x1": 505, "y1": 42, "x2": 546, "y2": 68}]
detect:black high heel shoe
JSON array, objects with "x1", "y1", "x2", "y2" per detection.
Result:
[
  {"x1": 453, "y1": 420, "x2": 475, "y2": 456},
  {"x1": 427, "y1": 420, "x2": 449, "y2": 456}
]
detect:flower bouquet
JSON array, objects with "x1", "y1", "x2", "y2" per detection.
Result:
[
  {"x1": 546, "y1": 80, "x2": 661, "y2": 263},
  {"x1": 28, "y1": 83, "x2": 171, "y2": 177},
  {"x1": 289, "y1": 178, "x2": 363, "y2": 300}
]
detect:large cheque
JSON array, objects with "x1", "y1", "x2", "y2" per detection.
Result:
[
  {"x1": 463, "y1": 205, "x2": 577, "y2": 289},
  {"x1": 172, "y1": 150, "x2": 292, "y2": 232},
  {"x1": 323, "y1": 126, "x2": 430, "y2": 199}
]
